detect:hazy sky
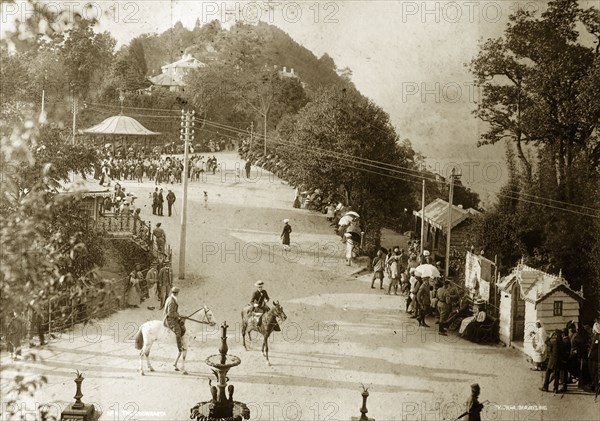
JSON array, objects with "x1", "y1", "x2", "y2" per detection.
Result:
[{"x1": 3, "y1": 0, "x2": 594, "y2": 200}]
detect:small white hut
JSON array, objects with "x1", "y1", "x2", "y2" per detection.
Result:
[{"x1": 497, "y1": 263, "x2": 584, "y2": 352}]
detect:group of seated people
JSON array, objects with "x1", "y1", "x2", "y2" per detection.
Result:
[
  {"x1": 444, "y1": 293, "x2": 497, "y2": 342},
  {"x1": 457, "y1": 299, "x2": 491, "y2": 341}
]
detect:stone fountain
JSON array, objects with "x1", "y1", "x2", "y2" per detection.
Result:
[{"x1": 190, "y1": 322, "x2": 250, "y2": 421}]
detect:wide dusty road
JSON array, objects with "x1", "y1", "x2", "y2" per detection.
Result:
[{"x1": 1, "y1": 152, "x2": 597, "y2": 421}]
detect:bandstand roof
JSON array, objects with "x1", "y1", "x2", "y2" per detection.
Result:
[{"x1": 83, "y1": 115, "x2": 160, "y2": 136}]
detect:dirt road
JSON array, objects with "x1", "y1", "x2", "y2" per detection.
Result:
[{"x1": 1, "y1": 152, "x2": 595, "y2": 421}]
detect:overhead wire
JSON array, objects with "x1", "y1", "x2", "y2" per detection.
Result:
[
  {"x1": 81, "y1": 101, "x2": 600, "y2": 218},
  {"x1": 197, "y1": 117, "x2": 600, "y2": 216}
]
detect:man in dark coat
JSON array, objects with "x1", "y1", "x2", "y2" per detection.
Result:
[
  {"x1": 157, "y1": 188, "x2": 164, "y2": 216},
  {"x1": 464, "y1": 383, "x2": 484, "y2": 421},
  {"x1": 166, "y1": 190, "x2": 176, "y2": 217},
  {"x1": 163, "y1": 287, "x2": 186, "y2": 351},
  {"x1": 245, "y1": 160, "x2": 251, "y2": 178},
  {"x1": 153, "y1": 222, "x2": 166, "y2": 255},
  {"x1": 416, "y1": 277, "x2": 431, "y2": 327},
  {"x1": 247, "y1": 280, "x2": 270, "y2": 327},
  {"x1": 541, "y1": 329, "x2": 568, "y2": 393},
  {"x1": 157, "y1": 262, "x2": 172, "y2": 309},
  {"x1": 152, "y1": 187, "x2": 158, "y2": 215}
]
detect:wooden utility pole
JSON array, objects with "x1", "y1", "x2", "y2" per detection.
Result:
[
  {"x1": 445, "y1": 168, "x2": 456, "y2": 280},
  {"x1": 178, "y1": 110, "x2": 194, "y2": 280},
  {"x1": 420, "y1": 165, "x2": 426, "y2": 257},
  {"x1": 250, "y1": 121, "x2": 254, "y2": 150},
  {"x1": 263, "y1": 113, "x2": 267, "y2": 155},
  {"x1": 72, "y1": 92, "x2": 77, "y2": 145}
]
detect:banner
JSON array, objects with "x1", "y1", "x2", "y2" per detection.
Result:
[{"x1": 465, "y1": 251, "x2": 493, "y2": 301}]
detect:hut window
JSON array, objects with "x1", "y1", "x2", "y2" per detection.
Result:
[{"x1": 553, "y1": 301, "x2": 563, "y2": 316}]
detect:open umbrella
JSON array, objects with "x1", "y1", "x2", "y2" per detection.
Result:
[
  {"x1": 338, "y1": 215, "x2": 354, "y2": 226},
  {"x1": 345, "y1": 211, "x2": 360, "y2": 218},
  {"x1": 416, "y1": 263, "x2": 441, "y2": 278}
]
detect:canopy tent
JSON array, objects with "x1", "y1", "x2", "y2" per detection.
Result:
[{"x1": 82, "y1": 115, "x2": 160, "y2": 136}]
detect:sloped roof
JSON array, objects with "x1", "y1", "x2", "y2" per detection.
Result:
[
  {"x1": 149, "y1": 73, "x2": 184, "y2": 87},
  {"x1": 60, "y1": 176, "x2": 113, "y2": 197},
  {"x1": 161, "y1": 54, "x2": 206, "y2": 70},
  {"x1": 83, "y1": 115, "x2": 159, "y2": 136},
  {"x1": 413, "y1": 198, "x2": 475, "y2": 233},
  {"x1": 499, "y1": 264, "x2": 584, "y2": 303}
]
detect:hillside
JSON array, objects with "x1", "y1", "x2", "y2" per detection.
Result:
[{"x1": 135, "y1": 20, "x2": 348, "y2": 89}]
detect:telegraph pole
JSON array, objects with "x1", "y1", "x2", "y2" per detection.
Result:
[
  {"x1": 178, "y1": 110, "x2": 195, "y2": 280},
  {"x1": 250, "y1": 121, "x2": 254, "y2": 150},
  {"x1": 72, "y1": 90, "x2": 77, "y2": 145},
  {"x1": 420, "y1": 168, "x2": 426, "y2": 257},
  {"x1": 445, "y1": 168, "x2": 456, "y2": 280},
  {"x1": 263, "y1": 113, "x2": 267, "y2": 155}
]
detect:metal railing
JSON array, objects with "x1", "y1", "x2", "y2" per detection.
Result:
[{"x1": 97, "y1": 214, "x2": 152, "y2": 244}]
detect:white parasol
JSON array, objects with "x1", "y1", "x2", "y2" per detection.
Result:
[
  {"x1": 345, "y1": 211, "x2": 360, "y2": 218},
  {"x1": 338, "y1": 215, "x2": 354, "y2": 226},
  {"x1": 415, "y1": 263, "x2": 441, "y2": 278}
]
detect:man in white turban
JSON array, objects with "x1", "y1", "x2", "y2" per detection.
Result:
[{"x1": 528, "y1": 320, "x2": 548, "y2": 371}]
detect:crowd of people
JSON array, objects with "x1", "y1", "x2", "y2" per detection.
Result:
[
  {"x1": 368, "y1": 243, "x2": 492, "y2": 339},
  {"x1": 95, "y1": 153, "x2": 220, "y2": 188},
  {"x1": 530, "y1": 318, "x2": 600, "y2": 394},
  {"x1": 125, "y1": 260, "x2": 173, "y2": 311}
]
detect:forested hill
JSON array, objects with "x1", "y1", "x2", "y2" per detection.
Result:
[{"x1": 135, "y1": 20, "x2": 348, "y2": 88}]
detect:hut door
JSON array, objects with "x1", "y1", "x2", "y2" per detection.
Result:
[{"x1": 511, "y1": 283, "x2": 525, "y2": 341}]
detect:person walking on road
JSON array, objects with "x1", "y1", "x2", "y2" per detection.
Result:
[
  {"x1": 158, "y1": 262, "x2": 173, "y2": 310},
  {"x1": 166, "y1": 190, "x2": 176, "y2": 217},
  {"x1": 146, "y1": 262, "x2": 159, "y2": 310},
  {"x1": 458, "y1": 383, "x2": 484, "y2": 421},
  {"x1": 386, "y1": 247, "x2": 402, "y2": 295},
  {"x1": 245, "y1": 160, "x2": 251, "y2": 178},
  {"x1": 371, "y1": 250, "x2": 385, "y2": 289},
  {"x1": 153, "y1": 223, "x2": 166, "y2": 255},
  {"x1": 281, "y1": 219, "x2": 292, "y2": 251},
  {"x1": 126, "y1": 264, "x2": 143, "y2": 308}
]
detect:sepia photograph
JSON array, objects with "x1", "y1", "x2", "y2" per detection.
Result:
[{"x1": 1, "y1": 0, "x2": 599, "y2": 420}]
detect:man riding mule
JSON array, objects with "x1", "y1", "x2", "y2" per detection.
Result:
[
  {"x1": 245, "y1": 280, "x2": 272, "y2": 329},
  {"x1": 163, "y1": 287, "x2": 186, "y2": 351}
]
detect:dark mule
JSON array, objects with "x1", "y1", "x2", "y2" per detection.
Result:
[{"x1": 241, "y1": 301, "x2": 287, "y2": 365}]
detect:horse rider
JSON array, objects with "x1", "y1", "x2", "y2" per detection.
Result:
[
  {"x1": 163, "y1": 287, "x2": 186, "y2": 352},
  {"x1": 249, "y1": 280, "x2": 270, "y2": 327}
]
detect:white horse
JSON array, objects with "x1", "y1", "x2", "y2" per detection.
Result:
[{"x1": 134, "y1": 306, "x2": 216, "y2": 375}]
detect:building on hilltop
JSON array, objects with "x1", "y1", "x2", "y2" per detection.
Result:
[
  {"x1": 148, "y1": 54, "x2": 206, "y2": 92},
  {"x1": 272, "y1": 64, "x2": 306, "y2": 88}
]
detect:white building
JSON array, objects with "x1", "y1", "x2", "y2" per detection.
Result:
[{"x1": 149, "y1": 54, "x2": 206, "y2": 92}]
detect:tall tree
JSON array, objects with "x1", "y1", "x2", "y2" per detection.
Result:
[
  {"x1": 61, "y1": 19, "x2": 116, "y2": 98},
  {"x1": 470, "y1": 0, "x2": 600, "y2": 320},
  {"x1": 275, "y1": 88, "x2": 417, "y2": 250}
]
